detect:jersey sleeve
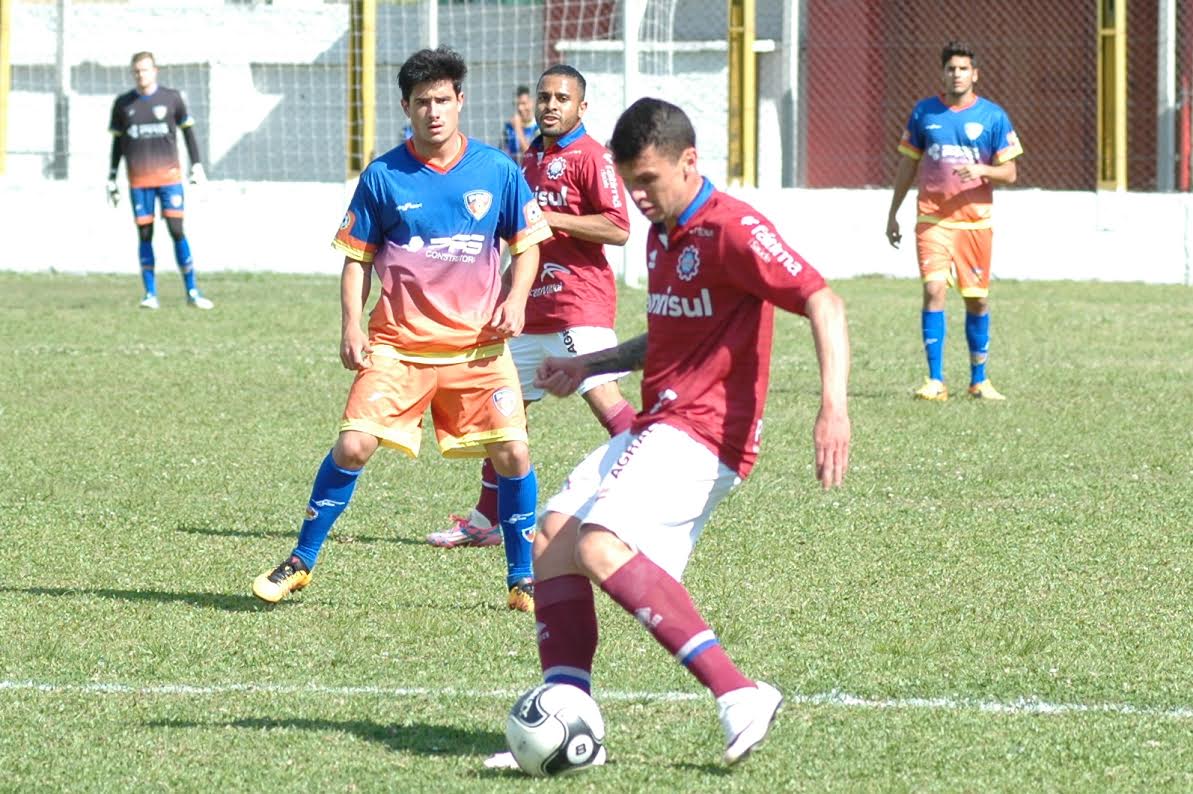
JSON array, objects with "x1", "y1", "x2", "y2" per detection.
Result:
[
  {"x1": 581, "y1": 147, "x2": 630, "y2": 230},
  {"x1": 499, "y1": 158, "x2": 552, "y2": 255},
  {"x1": 109, "y1": 98, "x2": 123, "y2": 136},
  {"x1": 175, "y1": 90, "x2": 195, "y2": 129},
  {"x1": 725, "y1": 212, "x2": 827, "y2": 316},
  {"x1": 332, "y1": 171, "x2": 383, "y2": 263},
  {"x1": 990, "y1": 108, "x2": 1023, "y2": 164},
  {"x1": 897, "y1": 103, "x2": 925, "y2": 160}
]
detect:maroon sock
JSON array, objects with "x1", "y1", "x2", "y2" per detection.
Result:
[
  {"x1": 598, "y1": 400, "x2": 636, "y2": 437},
  {"x1": 600, "y1": 554, "x2": 752, "y2": 697},
  {"x1": 475, "y1": 458, "x2": 499, "y2": 525},
  {"x1": 535, "y1": 575, "x2": 598, "y2": 693}
]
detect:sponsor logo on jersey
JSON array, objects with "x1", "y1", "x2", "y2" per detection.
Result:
[
  {"x1": 546, "y1": 157, "x2": 566, "y2": 179},
  {"x1": 424, "y1": 234, "x2": 484, "y2": 262},
  {"x1": 396, "y1": 201, "x2": 422, "y2": 212},
  {"x1": 647, "y1": 249, "x2": 658, "y2": 270},
  {"x1": 748, "y1": 224, "x2": 803, "y2": 278},
  {"x1": 1005, "y1": 130, "x2": 1020, "y2": 149},
  {"x1": 740, "y1": 215, "x2": 759, "y2": 226},
  {"x1": 524, "y1": 199, "x2": 544, "y2": 225},
  {"x1": 647, "y1": 287, "x2": 713, "y2": 318},
  {"x1": 530, "y1": 283, "x2": 564, "y2": 298},
  {"x1": 464, "y1": 189, "x2": 493, "y2": 220},
  {"x1": 340, "y1": 211, "x2": 354, "y2": 231},
  {"x1": 926, "y1": 143, "x2": 979, "y2": 162},
  {"x1": 964, "y1": 122, "x2": 984, "y2": 140},
  {"x1": 536, "y1": 185, "x2": 569, "y2": 207},
  {"x1": 926, "y1": 123, "x2": 942, "y2": 130},
  {"x1": 676, "y1": 245, "x2": 701, "y2": 281},
  {"x1": 599, "y1": 164, "x2": 622, "y2": 207},
  {"x1": 492, "y1": 387, "x2": 517, "y2": 417},
  {"x1": 541, "y1": 262, "x2": 569, "y2": 280},
  {"x1": 689, "y1": 226, "x2": 714, "y2": 237},
  {"x1": 648, "y1": 388, "x2": 677, "y2": 415}
]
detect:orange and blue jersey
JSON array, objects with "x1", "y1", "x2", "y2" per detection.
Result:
[
  {"x1": 897, "y1": 95, "x2": 1022, "y2": 228},
  {"x1": 333, "y1": 133, "x2": 552, "y2": 362}
]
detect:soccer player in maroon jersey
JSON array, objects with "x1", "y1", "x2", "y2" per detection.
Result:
[
  {"x1": 428, "y1": 65, "x2": 635, "y2": 549},
  {"x1": 491, "y1": 97, "x2": 851, "y2": 768},
  {"x1": 107, "y1": 51, "x2": 212, "y2": 310}
]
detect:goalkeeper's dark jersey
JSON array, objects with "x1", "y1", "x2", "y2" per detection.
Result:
[{"x1": 109, "y1": 86, "x2": 195, "y2": 189}]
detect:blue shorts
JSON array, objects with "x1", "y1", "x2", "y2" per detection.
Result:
[{"x1": 131, "y1": 184, "x2": 185, "y2": 225}]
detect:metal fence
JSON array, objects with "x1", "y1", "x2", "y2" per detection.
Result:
[{"x1": 4, "y1": 0, "x2": 1191, "y2": 191}]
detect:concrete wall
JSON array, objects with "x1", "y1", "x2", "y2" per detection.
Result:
[{"x1": 2, "y1": 178, "x2": 1189, "y2": 287}]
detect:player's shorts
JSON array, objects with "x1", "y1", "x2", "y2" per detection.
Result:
[
  {"x1": 339, "y1": 345, "x2": 527, "y2": 459},
  {"x1": 510, "y1": 326, "x2": 627, "y2": 402},
  {"x1": 542, "y1": 422, "x2": 740, "y2": 580},
  {"x1": 130, "y1": 184, "x2": 186, "y2": 225},
  {"x1": 915, "y1": 222, "x2": 993, "y2": 298}
]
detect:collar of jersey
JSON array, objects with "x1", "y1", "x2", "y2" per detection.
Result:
[
  {"x1": 532, "y1": 123, "x2": 586, "y2": 153},
  {"x1": 405, "y1": 132, "x2": 468, "y2": 173},
  {"x1": 675, "y1": 177, "x2": 715, "y2": 228},
  {"x1": 937, "y1": 93, "x2": 980, "y2": 111}
]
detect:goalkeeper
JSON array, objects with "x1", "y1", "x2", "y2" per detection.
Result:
[{"x1": 107, "y1": 51, "x2": 213, "y2": 310}]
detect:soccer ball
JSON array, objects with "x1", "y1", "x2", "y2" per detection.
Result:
[{"x1": 505, "y1": 683, "x2": 605, "y2": 776}]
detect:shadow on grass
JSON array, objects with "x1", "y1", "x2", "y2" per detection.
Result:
[
  {"x1": 146, "y1": 716, "x2": 506, "y2": 757},
  {"x1": 175, "y1": 524, "x2": 400, "y2": 545},
  {"x1": 0, "y1": 585, "x2": 264, "y2": 613}
]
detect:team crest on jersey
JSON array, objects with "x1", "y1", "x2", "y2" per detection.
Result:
[
  {"x1": 964, "y1": 122, "x2": 984, "y2": 140},
  {"x1": 676, "y1": 245, "x2": 701, "y2": 281},
  {"x1": 546, "y1": 157, "x2": 566, "y2": 180},
  {"x1": 464, "y1": 190, "x2": 493, "y2": 220},
  {"x1": 340, "y1": 211, "x2": 354, "y2": 231},
  {"x1": 492, "y1": 388, "x2": 517, "y2": 417},
  {"x1": 153, "y1": 105, "x2": 168, "y2": 121}
]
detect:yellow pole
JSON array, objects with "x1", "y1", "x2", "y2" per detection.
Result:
[
  {"x1": 0, "y1": 0, "x2": 11, "y2": 175},
  {"x1": 727, "y1": 0, "x2": 756, "y2": 187},
  {"x1": 1097, "y1": 0, "x2": 1127, "y2": 190},
  {"x1": 347, "y1": 0, "x2": 376, "y2": 177}
]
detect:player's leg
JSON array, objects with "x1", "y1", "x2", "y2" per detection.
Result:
[
  {"x1": 567, "y1": 327, "x2": 636, "y2": 436},
  {"x1": 161, "y1": 185, "x2": 212, "y2": 309},
  {"x1": 252, "y1": 357, "x2": 432, "y2": 603},
  {"x1": 431, "y1": 350, "x2": 535, "y2": 608},
  {"x1": 914, "y1": 223, "x2": 951, "y2": 400},
  {"x1": 131, "y1": 188, "x2": 158, "y2": 308},
  {"x1": 955, "y1": 228, "x2": 1004, "y2": 399}
]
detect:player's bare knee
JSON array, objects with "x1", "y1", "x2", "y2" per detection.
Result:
[
  {"x1": 573, "y1": 525, "x2": 631, "y2": 582},
  {"x1": 487, "y1": 440, "x2": 530, "y2": 478},
  {"x1": 332, "y1": 432, "x2": 375, "y2": 470}
]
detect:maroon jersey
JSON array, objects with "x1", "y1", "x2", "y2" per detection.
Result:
[
  {"x1": 520, "y1": 124, "x2": 630, "y2": 333},
  {"x1": 636, "y1": 179, "x2": 827, "y2": 478},
  {"x1": 109, "y1": 87, "x2": 194, "y2": 188}
]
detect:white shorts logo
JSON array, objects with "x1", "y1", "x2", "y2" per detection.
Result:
[{"x1": 492, "y1": 388, "x2": 517, "y2": 417}]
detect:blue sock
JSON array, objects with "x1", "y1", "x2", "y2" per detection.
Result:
[
  {"x1": 139, "y1": 241, "x2": 156, "y2": 295},
  {"x1": 291, "y1": 451, "x2": 362, "y2": 570},
  {"x1": 921, "y1": 310, "x2": 945, "y2": 381},
  {"x1": 174, "y1": 238, "x2": 197, "y2": 292},
  {"x1": 966, "y1": 312, "x2": 991, "y2": 386},
  {"x1": 497, "y1": 466, "x2": 536, "y2": 586}
]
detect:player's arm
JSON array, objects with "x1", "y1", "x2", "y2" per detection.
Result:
[
  {"x1": 490, "y1": 243, "x2": 539, "y2": 337},
  {"x1": 886, "y1": 154, "x2": 919, "y2": 248},
  {"x1": 542, "y1": 211, "x2": 630, "y2": 246},
  {"x1": 804, "y1": 287, "x2": 851, "y2": 489},
  {"x1": 107, "y1": 136, "x2": 123, "y2": 206},
  {"x1": 535, "y1": 334, "x2": 647, "y2": 397},
  {"x1": 339, "y1": 256, "x2": 373, "y2": 371}
]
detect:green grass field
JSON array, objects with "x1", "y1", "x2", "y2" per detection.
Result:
[{"x1": 1, "y1": 271, "x2": 1190, "y2": 792}]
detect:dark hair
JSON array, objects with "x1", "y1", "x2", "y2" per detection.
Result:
[
  {"x1": 941, "y1": 40, "x2": 977, "y2": 68},
  {"x1": 609, "y1": 97, "x2": 695, "y2": 163},
  {"x1": 515, "y1": 85, "x2": 530, "y2": 96},
  {"x1": 130, "y1": 51, "x2": 156, "y2": 66},
  {"x1": 398, "y1": 46, "x2": 467, "y2": 102},
  {"x1": 538, "y1": 64, "x2": 586, "y2": 100}
]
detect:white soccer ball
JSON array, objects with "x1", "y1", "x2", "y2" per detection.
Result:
[{"x1": 505, "y1": 683, "x2": 605, "y2": 777}]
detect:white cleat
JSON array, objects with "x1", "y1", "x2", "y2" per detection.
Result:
[
  {"x1": 719, "y1": 681, "x2": 783, "y2": 765},
  {"x1": 139, "y1": 294, "x2": 160, "y2": 310},
  {"x1": 187, "y1": 289, "x2": 214, "y2": 310}
]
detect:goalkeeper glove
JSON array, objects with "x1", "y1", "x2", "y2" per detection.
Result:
[
  {"x1": 189, "y1": 163, "x2": 207, "y2": 185},
  {"x1": 106, "y1": 179, "x2": 120, "y2": 207}
]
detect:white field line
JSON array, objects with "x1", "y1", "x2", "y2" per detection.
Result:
[{"x1": 1, "y1": 679, "x2": 1190, "y2": 720}]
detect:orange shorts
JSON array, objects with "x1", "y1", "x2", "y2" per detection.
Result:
[
  {"x1": 339, "y1": 347, "x2": 527, "y2": 458},
  {"x1": 915, "y1": 223, "x2": 993, "y2": 298}
]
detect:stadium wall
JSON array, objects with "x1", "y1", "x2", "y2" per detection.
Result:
[{"x1": 1, "y1": 179, "x2": 1189, "y2": 287}]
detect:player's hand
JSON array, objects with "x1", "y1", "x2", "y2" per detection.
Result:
[
  {"x1": 952, "y1": 163, "x2": 986, "y2": 183},
  {"x1": 189, "y1": 163, "x2": 207, "y2": 185},
  {"x1": 534, "y1": 356, "x2": 586, "y2": 397},
  {"x1": 813, "y1": 407, "x2": 850, "y2": 490},
  {"x1": 488, "y1": 298, "x2": 525, "y2": 338},
  {"x1": 340, "y1": 326, "x2": 372, "y2": 371},
  {"x1": 106, "y1": 180, "x2": 120, "y2": 207},
  {"x1": 885, "y1": 217, "x2": 901, "y2": 248}
]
